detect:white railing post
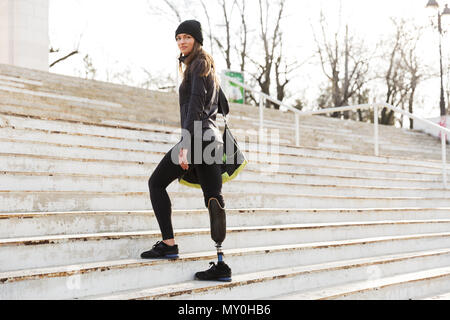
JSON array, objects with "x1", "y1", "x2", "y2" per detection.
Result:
[
  {"x1": 259, "y1": 94, "x2": 265, "y2": 137},
  {"x1": 295, "y1": 113, "x2": 300, "y2": 147},
  {"x1": 374, "y1": 104, "x2": 379, "y2": 156},
  {"x1": 442, "y1": 132, "x2": 448, "y2": 189}
]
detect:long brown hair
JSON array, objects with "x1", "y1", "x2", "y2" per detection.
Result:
[{"x1": 179, "y1": 41, "x2": 219, "y2": 88}]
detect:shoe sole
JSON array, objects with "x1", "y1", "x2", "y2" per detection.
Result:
[
  {"x1": 217, "y1": 277, "x2": 232, "y2": 282},
  {"x1": 141, "y1": 254, "x2": 179, "y2": 260},
  {"x1": 195, "y1": 276, "x2": 232, "y2": 282}
]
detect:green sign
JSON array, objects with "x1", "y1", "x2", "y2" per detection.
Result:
[{"x1": 221, "y1": 70, "x2": 244, "y2": 104}]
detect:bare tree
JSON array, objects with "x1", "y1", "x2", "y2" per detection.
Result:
[
  {"x1": 274, "y1": 45, "x2": 290, "y2": 104},
  {"x1": 49, "y1": 48, "x2": 79, "y2": 68},
  {"x1": 82, "y1": 54, "x2": 96, "y2": 80},
  {"x1": 234, "y1": 0, "x2": 248, "y2": 73},
  {"x1": 199, "y1": 0, "x2": 214, "y2": 55},
  {"x1": 141, "y1": 68, "x2": 177, "y2": 92},
  {"x1": 147, "y1": 0, "x2": 183, "y2": 23},
  {"x1": 144, "y1": 0, "x2": 294, "y2": 108},
  {"x1": 149, "y1": 0, "x2": 238, "y2": 71},
  {"x1": 247, "y1": 0, "x2": 285, "y2": 107},
  {"x1": 399, "y1": 29, "x2": 423, "y2": 128},
  {"x1": 352, "y1": 88, "x2": 371, "y2": 122},
  {"x1": 312, "y1": 11, "x2": 371, "y2": 119},
  {"x1": 274, "y1": 36, "x2": 308, "y2": 107},
  {"x1": 49, "y1": 32, "x2": 83, "y2": 68},
  {"x1": 377, "y1": 19, "x2": 431, "y2": 127},
  {"x1": 206, "y1": 0, "x2": 236, "y2": 70},
  {"x1": 379, "y1": 19, "x2": 405, "y2": 125}
]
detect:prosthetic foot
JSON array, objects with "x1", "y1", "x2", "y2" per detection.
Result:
[{"x1": 195, "y1": 197, "x2": 232, "y2": 282}]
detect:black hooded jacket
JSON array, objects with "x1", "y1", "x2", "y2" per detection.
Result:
[
  {"x1": 176, "y1": 57, "x2": 248, "y2": 187},
  {"x1": 179, "y1": 57, "x2": 223, "y2": 149}
]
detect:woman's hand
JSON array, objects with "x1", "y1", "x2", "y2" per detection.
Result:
[{"x1": 179, "y1": 148, "x2": 189, "y2": 171}]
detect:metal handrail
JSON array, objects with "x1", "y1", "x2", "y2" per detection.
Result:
[{"x1": 223, "y1": 76, "x2": 449, "y2": 188}]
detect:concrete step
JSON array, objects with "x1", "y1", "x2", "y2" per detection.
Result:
[
  {"x1": 423, "y1": 292, "x2": 450, "y2": 300},
  {"x1": 0, "y1": 71, "x2": 429, "y2": 141},
  {"x1": 1, "y1": 235, "x2": 450, "y2": 299},
  {"x1": 0, "y1": 71, "x2": 444, "y2": 177},
  {"x1": 1, "y1": 112, "x2": 449, "y2": 172},
  {"x1": 0, "y1": 74, "x2": 43, "y2": 87},
  {"x1": 3, "y1": 208, "x2": 450, "y2": 239},
  {"x1": 2, "y1": 171, "x2": 450, "y2": 199},
  {"x1": 246, "y1": 116, "x2": 443, "y2": 146},
  {"x1": 0, "y1": 112, "x2": 179, "y2": 143},
  {"x1": 81, "y1": 248, "x2": 450, "y2": 300},
  {"x1": 1, "y1": 92, "x2": 442, "y2": 152},
  {"x1": 0, "y1": 91, "x2": 173, "y2": 127},
  {"x1": 1, "y1": 161, "x2": 445, "y2": 192},
  {"x1": 2, "y1": 102, "x2": 442, "y2": 159},
  {"x1": 0, "y1": 64, "x2": 444, "y2": 146},
  {"x1": 233, "y1": 116, "x2": 448, "y2": 149},
  {"x1": 0, "y1": 134, "x2": 447, "y2": 180},
  {"x1": 0, "y1": 100, "x2": 178, "y2": 134},
  {"x1": 0, "y1": 76, "x2": 169, "y2": 108},
  {"x1": 1, "y1": 64, "x2": 449, "y2": 301},
  {"x1": 271, "y1": 266, "x2": 450, "y2": 300},
  {"x1": 0, "y1": 152, "x2": 445, "y2": 189},
  {"x1": 235, "y1": 117, "x2": 449, "y2": 155},
  {"x1": 0, "y1": 65, "x2": 175, "y2": 108},
  {"x1": 2, "y1": 190, "x2": 450, "y2": 213},
  {"x1": 2, "y1": 220, "x2": 450, "y2": 271},
  {"x1": 0, "y1": 80, "x2": 27, "y2": 89},
  {"x1": 0, "y1": 150, "x2": 444, "y2": 185},
  {"x1": 251, "y1": 125, "x2": 445, "y2": 155},
  {"x1": 233, "y1": 113, "x2": 436, "y2": 142},
  {"x1": 0, "y1": 103, "x2": 130, "y2": 128},
  {"x1": 236, "y1": 110, "x2": 429, "y2": 139},
  {"x1": 0, "y1": 129, "x2": 442, "y2": 175},
  {"x1": 2, "y1": 105, "x2": 442, "y2": 162},
  {"x1": 0, "y1": 84, "x2": 123, "y2": 111}
]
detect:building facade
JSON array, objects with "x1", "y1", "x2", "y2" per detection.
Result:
[{"x1": 0, "y1": 0, "x2": 49, "y2": 71}]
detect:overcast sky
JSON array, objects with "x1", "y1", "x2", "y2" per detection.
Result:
[{"x1": 48, "y1": 0, "x2": 448, "y2": 118}]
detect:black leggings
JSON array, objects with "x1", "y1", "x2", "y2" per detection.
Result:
[{"x1": 148, "y1": 140, "x2": 225, "y2": 240}]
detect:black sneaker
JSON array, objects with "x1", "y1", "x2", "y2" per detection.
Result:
[
  {"x1": 195, "y1": 261, "x2": 232, "y2": 282},
  {"x1": 140, "y1": 241, "x2": 179, "y2": 259}
]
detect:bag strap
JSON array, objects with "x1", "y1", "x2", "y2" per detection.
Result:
[
  {"x1": 218, "y1": 86, "x2": 230, "y2": 130},
  {"x1": 218, "y1": 87, "x2": 230, "y2": 116}
]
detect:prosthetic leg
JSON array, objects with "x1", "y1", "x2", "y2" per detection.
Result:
[
  {"x1": 194, "y1": 197, "x2": 232, "y2": 282},
  {"x1": 208, "y1": 197, "x2": 227, "y2": 263}
]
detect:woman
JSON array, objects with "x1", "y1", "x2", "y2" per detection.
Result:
[{"x1": 140, "y1": 20, "x2": 232, "y2": 282}]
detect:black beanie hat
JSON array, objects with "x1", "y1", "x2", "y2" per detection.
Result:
[{"x1": 175, "y1": 20, "x2": 203, "y2": 46}]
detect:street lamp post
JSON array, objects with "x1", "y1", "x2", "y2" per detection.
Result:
[{"x1": 426, "y1": 1, "x2": 450, "y2": 119}]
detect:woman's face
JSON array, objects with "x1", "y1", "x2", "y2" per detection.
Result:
[{"x1": 176, "y1": 33, "x2": 195, "y2": 56}]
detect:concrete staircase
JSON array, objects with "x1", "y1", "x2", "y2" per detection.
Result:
[{"x1": 1, "y1": 64, "x2": 450, "y2": 300}]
